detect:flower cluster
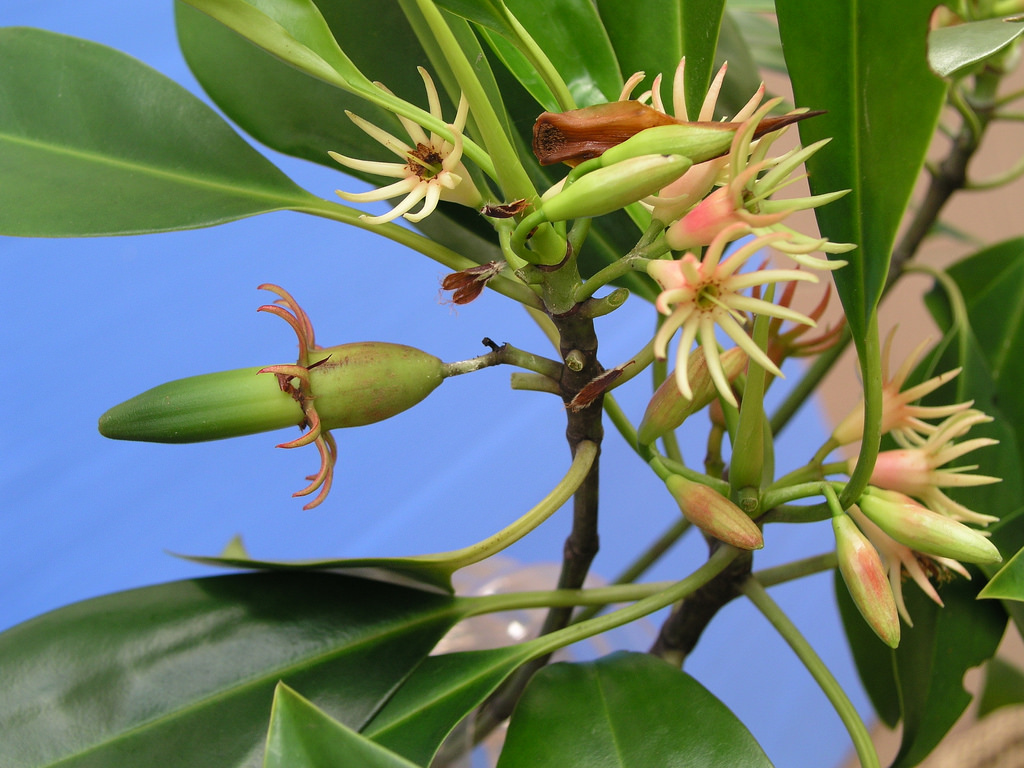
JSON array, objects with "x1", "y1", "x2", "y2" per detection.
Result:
[{"x1": 831, "y1": 338, "x2": 1003, "y2": 635}]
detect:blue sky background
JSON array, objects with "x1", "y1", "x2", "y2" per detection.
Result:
[{"x1": 1, "y1": 4, "x2": 872, "y2": 765}]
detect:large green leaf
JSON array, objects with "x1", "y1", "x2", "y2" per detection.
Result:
[
  {"x1": 0, "y1": 572, "x2": 462, "y2": 768},
  {"x1": 929, "y1": 15, "x2": 1024, "y2": 79},
  {"x1": 0, "y1": 27, "x2": 316, "y2": 237},
  {"x1": 364, "y1": 645, "x2": 533, "y2": 764},
  {"x1": 775, "y1": 0, "x2": 947, "y2": 349},
  {"x1": 496, "y1": 652, "x2": 774, "y2": 767},
  {"x1": 596, "y1": 0, "x2": 726, "y2": 119},
  {"x1": 265, "y1": 684, "x2": 422, "y2": 768}
]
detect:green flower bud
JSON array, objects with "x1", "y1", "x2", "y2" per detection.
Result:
[
  {"x1": 539, "y1": 154, "x2": 693, "y2": 222},
  {"x1": 99, "y1": 342, "x2": 445, "y2": 443},
  {"x1": 637, "y1": 347, "x2": 747, "y2": 445},
  {"x1": 305, "y1": 342, "x2": 445, "y2": 428},
  {"x1": 666, "y1": 474, "x2": 763, "y2": 550},
  {"x1": 98, "y1": 366, "x2": 303, "y2": 443},
  {"x1": 857, "y1": 488, "x2": 1002, "y2": 565},
  {"x1": 833, "y1": 513, "x2": 900, "y2": 648}
]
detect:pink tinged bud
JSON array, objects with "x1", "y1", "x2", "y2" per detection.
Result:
[
  {"x1": 637, "y1": 347, "x2": 747, "y2": 444},
  {"x1": 665, "y1": 475, "x2": 763, "y2": 550},
  {"x1": 857, "y1": 489, "x2": 1002, "y2": 565},
  {"x1": 833, "y1": 513, "x2": 901, "y2": 648}
]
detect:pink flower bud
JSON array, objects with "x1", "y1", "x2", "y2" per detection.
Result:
[
  {"x1": 665, "y1": 475, "x2": 763, "y2": 550},
  {"x1": 833, "y1": 513, "x2": 900, "y2": 648}
]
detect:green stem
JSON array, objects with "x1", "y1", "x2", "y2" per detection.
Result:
[
  {"x1": 573, "y1": 515, "x2": 693, "y2": 623},
  {"x1": 603, "y1": 393, "x2": 639, "y2": 449},
  {"x1": 293, "y1": 197, "x2": 542, "y2": 308},
  {"x1": 442, "y1": 342, "x2": 563, "y2": 379},
  {"x1": 753, "y1": 552, "x2": 837, "y2": 587},
  {"x1": 838, "y1": 312, "x2": 882, "y2": 508},
  {"x1": 414, "y1": 0, "x2": 538, "y2": 205},
  {"x1": 529, "y1": 546, "x2": 741, "y2": 658},
  {"x1": 654, "y1": 455, "x2": 731, "y2": 496},
  {"x1": 740, "y1": 577, "x2": 879, "y2": 768},
  {"x1": 501, "y1": 10, "x2": 575, "y2": 111},
  {"x1": 461, "y1": 580, "x2": 672, "y2": 617},
  {"x1": 436, "y1": 441, "x2": 598, "y2": 570}
]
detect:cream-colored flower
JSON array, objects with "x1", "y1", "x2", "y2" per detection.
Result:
[
  {"x1": 648, "y1": 223, "x2": 822, "y2": 406},
  {"x1": 832, "y1": 331, "x2": 974, "y2": 446},
  {"x1": 329, "y1": 67, "x2": 482, "y2": 224},
  {"x1": 860, "y1": 410, "x2": 1000, "y2": 525}
]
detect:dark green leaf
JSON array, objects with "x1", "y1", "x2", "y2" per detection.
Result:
[
  {"x1": 364, "y1": 646, "x2": 533, "y2": 765},
  {"x1": 888, "y1": 578, "x2": 1006, "y2": 768},
  {"x1": 0, "y1": 572, "x2": 462, "y2": 768},
  {"x1": 179, "y1": 0, "x2": 372, "y2": 91},
  {"x1": 432, "y1": 0, "x2": 515, "y2": 36},
  {"x1": 496, "y1": 652, "x2": 774, "y2": 767},
  {"x1": 979, "y1": 543, "x2": 1024, "y2": 602},
  {"x1": 929, "y1": 16, "x2": 1024, "y2": 78},
  {"x1": 977, "y1": 657, "x2": 1024, "y2": 718},
  {"x1": 504, "y1": 0, "x2": 623, "y2": 107},
  {"x1": 596, "y1": 0, "x2": 726, "y2": 119},
  {"x1": 0, "y1": 27, "x2": 314, "y2": 237},
  {"x1": 775, "y1": 0, "x2": 947, "y2": 349},
  {"x1": 265, "y1": 684, "x2": 422, "y2": 768},
  {"x1": 177, "y1": 549, "x2": 458, "y2": 592}
]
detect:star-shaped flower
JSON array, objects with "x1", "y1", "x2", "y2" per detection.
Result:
[
  {"x1": 648, "y1": 223, "x2": 822, "y2": 406},
  {"x1": 329, "y1": 67, "x2": 482, "y2": 224},
  {"x1": 832, "y1": 331, "x2": 974, "y2": 446},
  {"x1": 860, "y1": 409, "x2": 1000, "y2": 525}
]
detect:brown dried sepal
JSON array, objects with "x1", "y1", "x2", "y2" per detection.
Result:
[
  {"x1": 567, "y1": 362, "x2": 634, "y2": 412},
  {"x1": 441, "y1": 261, "x2": 505, "y2": 305},
  {"x1": 482, "y1": 199, "x2": 529, "y2": 218},
  {"x1": 532, "y1": 102, "x2": 826, "y2": 167}
]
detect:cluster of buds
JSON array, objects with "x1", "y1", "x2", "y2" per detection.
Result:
[
  {"x1": 830, "y1": 336, "x2": 1003, "y2": 642},
  {"x1": 99, "y1": 285, "x2": 448, "y2": 509}
]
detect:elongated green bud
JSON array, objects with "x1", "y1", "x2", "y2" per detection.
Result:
[
  {"x1": 666, "y1": 474, "x2": 763, "y2": 550},
  {"x1": 539, "y1": 154, "x2": 693, "y2": 222},
  {"x1": 637, "y1": 347, "x2": 747, "y2": 445},
  {"x1": 99, "y1": 342, "x2": 445, "y2": 443},
  {"x1": 833, "y1": 513, "x2": 900, "y2": 648},
  {"x1": 857, "y1": 488, "x2": 1002, "y2": 565},
  {"x1": 99, "y1": 367, "x2": 304, "y2": 443}
]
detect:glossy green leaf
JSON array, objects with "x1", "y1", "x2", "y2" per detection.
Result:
[
  {"x1": 496, "y1": 652, "x2": 773, "y2": 767},
  {"x1": 929, "y1": 16, "x2": 1024, "y2": 78},
  {"x1": 596, "y1": 0, "x2": 726, "y2": 119},
  {"x1": 504, "y1": 0, "x2": 623, "y2": 107},
  {"x1": 0, "y1": 572, "x2": 462, "y2": 768},
  {"x1": 0, "y1": 27, "x2": 316, "y2": 237},
  {"x1": 265, "y1": 684, "x2": 422, "y2": 768},
  {"x1": 977, "y1": 657, "x2": 1024, "y2": 717},
  {"x1": 889, "y1": 578, "x2": 1006, "y2": 768},
  {"x1": 178, "y1": 549, "x2": 459, "y2": 592},
  {"x1": 179, "y1": 0, "x2": 371, "y2": 92},
  {"x1": 979, "y1": 544, "x2": 1024, "y2": 602},
  {"x1": 364, "y1": 645, "x2": 534, "y2": 765},
  {"x1": 432, "y1": 0, "x2": 515, "y2": 36},
  {"x1": 775, "y1": 0, "x2": 947, "y2": 349}
]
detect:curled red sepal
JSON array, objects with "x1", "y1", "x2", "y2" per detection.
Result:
[
  {"x1": 293, "y1": 432, "x2": 338, "y2": 510},
  {"x1": 256, "y1": 285, "x2": 338, "y2": 507},
  {"x1": 258, "y1": 283, "x2": 319, "y2": 365},
  {"x1": 441, "y1": 261, "x2": 505, "y2": 305}
]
